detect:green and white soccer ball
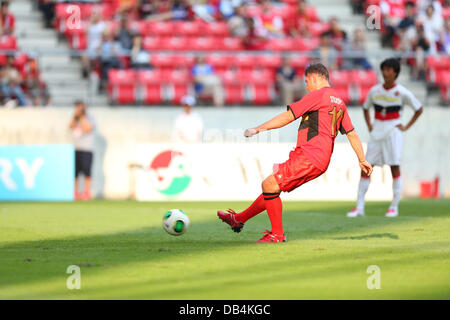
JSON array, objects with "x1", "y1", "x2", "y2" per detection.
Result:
[{"x1": 162, "y1": 209, "x2": 190, "y2": 236}]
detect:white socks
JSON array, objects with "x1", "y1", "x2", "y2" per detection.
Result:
[
  {"x1": 390, "y1": 175, "x2": 402, "y2": 210},
  {"x1": 356, "y1": 177, "x2": 370, "y2": 212}
]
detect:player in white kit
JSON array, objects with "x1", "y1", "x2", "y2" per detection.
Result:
[{"x1": 347, "y1": 58, "x2": 423, "y2": 218}]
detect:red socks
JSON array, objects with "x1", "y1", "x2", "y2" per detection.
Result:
[
  {"x1": 234, "y1": 193, "x2": 284, "y2": 235},
  {"x1": 235, "y1": 194, "x2": 266, "y2": 223},
  {"x1": 263, "y1": 193, "x2": 283, "y2": 235}
]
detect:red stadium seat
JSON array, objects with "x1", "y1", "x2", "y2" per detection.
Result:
[
  {"x1": 150, "y1": 53, "x2": 177, "y2": 68},
  {"x1": 163, "y1": 68, "x2": 192, "y2": 104},
  {"x1": 0, "y1": 35, "x2": 17, "y2": 50},
  {"x1": 332, "y1": 85, "x2": 351, "y2": 104},
  {"x1": 309, "y1": 22, "x2": 330, "y2": 37},
  {"x1": 426, "y1": 55, "x2": 450, "y2": 71},
  {"x1": 329, "y1": 70, "x2": 351, "y2": 87},
  {"x1": 235, "y1": 54, "x2": 257, "y2": 70},
  {"x1": 350, "y1": 70, "x2": 378, "y2": 86},
  {"x1": 224, "y1": 84, "x2": 245, "y2": 104},
  {"x1": 204, "y1": 22, "x2": 230, "y2": 37},
  {"x1": 248, "y1": 84, "x2": 274, "y2": 104},
  {"x1": 268, "y1": 38, "x2": 296, "y2": 51},
  {"x1": 220, "y1": 37, "x2": 244, "y2": 51},
  {"x1": 160, "y1": 36, "x2": 189, "y2": 50},
  {"x1": 137, "y1": 69, "x2": 164, "y2": 104},
  {"x1": 108, "y1": 69, "x2": 137, "y2": 104},
  {"x1": 205, "y1": 54, "x2": 235, "y2": 70},
  {"x1": 256, "y1": 54, "x2": 283, "y2": 69},
  {"x1": 148, "y1": 21, "x2": 175, "y2": 36},
  {"x1": 295, "y1": 37, "x2": 320, "y2": 51},
  {"x1": 189, "y1": 37, "x2": 216, "y2": 51},
  {"x1": 174, "y1": 21, "x2": 203, "y2": 37},
  {"x1": 142, "y1": 37, "x2": 162, "y2": 51}
]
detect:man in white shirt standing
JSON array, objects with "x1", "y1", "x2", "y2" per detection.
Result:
[
  {"x1": 173, "y1": 96, "x2": 204, "y2": 143},
  {"x1": 347, "y1": 58, "x2": 423, "y2": 218}
]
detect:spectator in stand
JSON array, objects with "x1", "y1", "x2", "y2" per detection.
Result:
[
  {"x1": 380, "y1": 0, "x2": 405, "y2": 48},
  {"x1": 138, "y1": 0, "x2": 159, "y2": 19},
  {"x1": 0, "y1": 1, "x2": 14, "y2": 35},
  {"x1": 254, "y1": 0, "x2": 284, "y2": 38},
  {"x1": 419, "y1": 4, "x2": 444, "y2": 53},
  {"x1": 342, "y1": 28, "x2": 372, "y2": 70},
  {"x1": 411, "y1": 22, "x2": 430, "y2": 80},
  {"x1": 81, "y1": 9, "x2": 106, "y2": 79},
  {"x1": 173, "y1": 95, "x2": 204, "y2": 143},
  {"x1": 397, "y1": 1, "x2": 417, "y2": 52},
  {"x1": 242, "y1": 17, "x2": 267, "y2": 50},
  {"x1": 192, "y1": 0, "x2": 217, "y2": 22},
  {"x1": 130, "y1": 35, "x2": 152, "y2": 69},
  {"x1": 417, "y1": 0, "x2": 442, "y2": 17},
  {"x1": 219, "y1": 0, "x2": 243, "y2": 20},
  {"x1": 69, "y1": 100, "x2": 96, "y2": 201},
  {"x1": 287, "y1": 0, "x2": 313, "y2": 38},
  {"x1": 276, "y1": 57, "x2": 305, "y2": 106},
  {"x1": 228, "y1": 4, "x2": 248, "y2": 37},
  {"x1": 441, "y1": 18, "x2": 450, "y2": 54},
  {"x1": 114, "y1": 14, "x2": 135, "y2": 52},
  {"x1": 171, "y1": 0, "x2": 194, "y2": 21},
  {"x1": 24, "y1": 55, "x2": 50, "y2": 106},
  {"x1": 38, "y1": 0, "x2": 56, "y2": 28},
  {"x1": 192, "y1": 56, "x2": 224, "y2": 107},
  {"x1": 99, "y1": 30, "x2": 122, "y2": 91},
  {"x1": 2, "y1": 54, "x2": 27, "y2": 106},
  {"x1": 350, "y1": 0, "x2": 365, "y2": 14},
  {"x1": 327, "y1": 17, "x2": 347, "y2": 51},
  {"x1": 312, "y1": 32, "x2": 338, "y2": 71}
]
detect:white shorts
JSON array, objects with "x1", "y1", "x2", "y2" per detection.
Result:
[{"x1": 366, "y1": 127, "x2": 403, "y2": 166}]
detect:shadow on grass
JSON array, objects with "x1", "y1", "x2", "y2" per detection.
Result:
[{"x1": 332, "y1": 233, "x2": 399, "y2": 240}]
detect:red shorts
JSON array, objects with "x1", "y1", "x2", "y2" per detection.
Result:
[{"x1": 273, "y1": 148, "x2": 324, "y2": 193}]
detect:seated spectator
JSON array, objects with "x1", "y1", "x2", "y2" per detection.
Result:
[
  {"x1": 441, "y1": 18, "x2": 450, "y2": 55},
  {"x1": 171, "y1": 0, "x2": 194, "y2": 21},
  {"x1": 242, "y1": 17, "x2": 267, "y2": 50},
  {"x1": 350, "y1": 0, "x2": 365, "y2": 14},
  {"x1": 253, "y1": 0, "x2": 284, "y2": 38},
  {"x1": 219, "y1": 0, "x2": 243, "y2": 20},
  {"x1": 1, "y1": 55, "x2": 27, "y2": 106},
  {"x1": 411, "y1": 22, "x2": 431, "y2": 80},
  {"x1": 419, "y1": 4, "x2": 444, "y2": 53},
  {"x1": 138, "y1": 0, "x2": 159, "y2": 19},
  {"x1": 0, "y1": 0, "x2": 14, "y2": 35},
  {"x1": 192, "y1": 0, "x2": 217, "y2": 22},
  {"x1": 228, "y1": 4, "x2": 248, "y2": 37},
  {"x1": 99, "y1": 30, "x2": 122, "y2": 91},
  {"x1": 191, "y1": 56, "x2": 224, "y2": 107},
  {"x1": 342, "y1": 28, "x2": 372, "y2": 70},
  {"x1": 130, "y1": 35, "x2": 152, "y2": 69},
  {"x1": 327, "y1": 17, "x2": 347, "y2": 51},
  {"x1": 287, "y1": 0, "x2": 313, "y2": 38},
  {"x1": 417, "y1": 0, "x2": 442, "y2": 17},
  {"x1": 380, "y1": 0, "x2": 405, "y2": 48},
  {"x1": 24, "y1": 55, "x2": 50, "y2": 106},
  {"x1": 114, "y1": 14, "x2": 135, "y2": 52},
  {"x1": 38, "y1": 0, "x2": 56, "y2": 29},
  {"x1": 312, "y1": 32, "x2": 338, "y2": 71},
  {"x1": 397, "y1": 1, "x2": 417, "y2": 51},
  {"x1": 81, "y1": 9, "x2": 106, "y2": 78},
  {"x1": 276, "y1": 57, "x2": 305, "y2": 106}
]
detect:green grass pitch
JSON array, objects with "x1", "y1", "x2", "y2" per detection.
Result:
[{"x1": 0, "y1": 199, "x2": 449, "y2": 299}]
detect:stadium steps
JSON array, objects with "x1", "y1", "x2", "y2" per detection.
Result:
[{"x1": 10, "y1": 0, "x2": 107, "y2": 106}]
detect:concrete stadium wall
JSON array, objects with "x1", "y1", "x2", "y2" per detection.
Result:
[{"x1": 0, "y1": 106, "x2": 449, "y2": 199}]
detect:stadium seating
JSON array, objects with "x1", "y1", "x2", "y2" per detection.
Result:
[{"x1": 44, "y1": 0, "x2": 388, "y2": 106}]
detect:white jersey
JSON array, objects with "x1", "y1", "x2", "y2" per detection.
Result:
[{"x1": 363, "y1": 83, "x2": 422, "y2": 140}]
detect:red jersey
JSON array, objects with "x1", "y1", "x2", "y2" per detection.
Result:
[{"x1": 287, "y1": 87, "x2": 354, "y2": 171}]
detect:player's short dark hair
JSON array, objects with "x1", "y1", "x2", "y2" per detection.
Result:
[
  {"x1": 74, "y1": 99, "x2": 86, "y2": 106},
  {"x1": 380, "y1": 58, "x2": 401, "y2": 78},
  {"x1": 304, "y1": 63, "x2": 329, "y2": 81},
  {"x1": 405, "y1": 1, "x2": 415, "y2": 7}
]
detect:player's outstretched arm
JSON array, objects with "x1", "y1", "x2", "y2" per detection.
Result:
[
  {"x1": 346, "y1": 130, "x2": 373, "y2": 176},
  {"x1": 244, "y1": 111, "x2": 295, "y2": 137}
]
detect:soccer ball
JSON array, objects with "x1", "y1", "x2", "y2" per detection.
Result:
[{"x1": 162, "y1": 209, "x2": 190, "y2": 236}]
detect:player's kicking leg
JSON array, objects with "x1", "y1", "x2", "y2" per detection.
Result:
[
  {"x1": 386, "y1": 165, "x2": 401, "y2": 217},
  {"x1": 217, "y1": 175, "x2": 286, "y2": 243}
]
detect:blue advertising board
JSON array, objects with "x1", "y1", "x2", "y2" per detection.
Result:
[{"x1": 0, "y1": 144, "x2": 74, "y2": 201}]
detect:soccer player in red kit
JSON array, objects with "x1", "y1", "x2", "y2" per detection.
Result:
[{"x1": 217, "y1": 63, "x2": 373, "y2": 243}]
